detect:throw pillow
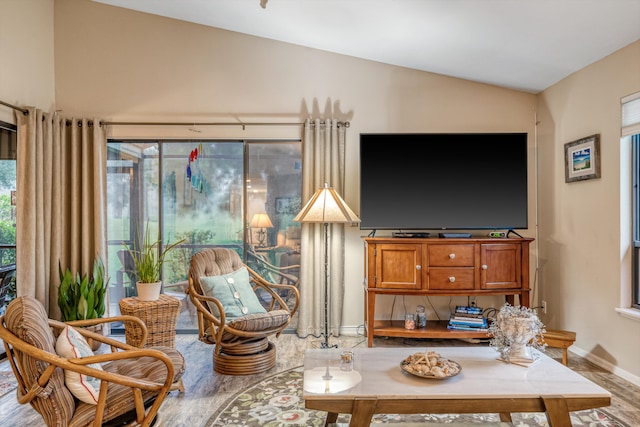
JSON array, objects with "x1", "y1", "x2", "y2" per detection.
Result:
[
  {"x1": 200, "y1": 267, "x2": 267, "y2": 319},
  {"x1": 55, "y1": 325, "x2": 103, "y2": 404}
]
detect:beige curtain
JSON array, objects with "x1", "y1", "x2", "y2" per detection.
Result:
[
  {"x1": 297, "y1": 118, "x2": 347, "y2": 338},
  {"x1": 16, "y1": 108, "x2": 107, "y2": 317}
]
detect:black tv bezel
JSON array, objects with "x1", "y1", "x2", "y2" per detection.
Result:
[{"x1": 359, "y1": 132, "x2": 529, "y2": 232}]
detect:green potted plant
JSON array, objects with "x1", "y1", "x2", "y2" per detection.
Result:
[
  {"x1": 124, "y1": 221, "x2": 184, "y2": 301},
  {"x1": 57, "y1": 255, "x2": 108, "y2": 350}
]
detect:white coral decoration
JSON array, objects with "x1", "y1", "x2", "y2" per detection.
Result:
[{"x1": 489, "y1": 303, "x2": 546, "y2": 363}]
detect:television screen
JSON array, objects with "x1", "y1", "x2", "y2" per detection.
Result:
[{"x1": 359, "y1": 133, "x2": 528, "y2": 231}]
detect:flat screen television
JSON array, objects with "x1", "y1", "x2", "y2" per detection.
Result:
[{"x1": 359, "y1": 132, "x2": 528, "y2": 232}]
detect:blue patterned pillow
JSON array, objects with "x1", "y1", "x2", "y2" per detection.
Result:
[{"x1": 200, "y1": 267, "x2": 267, "y2": 319}]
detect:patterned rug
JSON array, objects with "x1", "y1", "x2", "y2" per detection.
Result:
[
  {"x1": 0, "y1": 370, "x2": 17, "y2": 399},
  {"x1": 206, "y1": 366, "x2": 629, "y2": 427}
]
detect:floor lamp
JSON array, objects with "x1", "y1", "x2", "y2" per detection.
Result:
[{"x1": 294, "y1": 183, "x2": 360, "y2": 348}]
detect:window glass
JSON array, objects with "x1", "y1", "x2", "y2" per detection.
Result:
[
  {"x1": 0, "y1": 122, "x2": 16, "y2": 359},
  {"x1": 0, "y1": 122, "x2": 16, "y2": 318},
  {"x1": 245, "y1": 142, "x2": 302, "y2": 308},
  {"x1": 632, "y1": 134, "x2": 640, "y2": 309}
]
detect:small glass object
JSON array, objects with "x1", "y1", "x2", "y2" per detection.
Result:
[
  {"x1": 404, "y1": 314, "x2": 416, "y2": 330},
  {"x1": 416, "y1": 305, "x2": 427, "y2": 328},
  {"x1": 340, "y1": 350, "x2": 354, "y2": 371}
]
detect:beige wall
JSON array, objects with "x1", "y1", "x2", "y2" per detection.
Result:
[
  {"x1": 0, "y1": 0, "x2": 55, "y2": 124},
  {"x1": 537, "y1": 39, "x2": 640, "y2": 382},
  {"x1": 52, "y1": 0, "x2": 538, "y2": 332},
  {"x1": 11, "y1": 0, "x2": 639, "y2": 383}
]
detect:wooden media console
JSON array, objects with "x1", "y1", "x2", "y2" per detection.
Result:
[{"x1": 364, "y1": 237, "x2": 534, "y2": 347}]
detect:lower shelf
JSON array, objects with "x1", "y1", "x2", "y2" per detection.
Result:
[{"x1": 370, "y1": 320, "x2": 491, "y2": 341}]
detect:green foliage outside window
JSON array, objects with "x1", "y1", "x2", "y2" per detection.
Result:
[{"x1": 164, "y1": 229, "x2": 216, "y2": 284}]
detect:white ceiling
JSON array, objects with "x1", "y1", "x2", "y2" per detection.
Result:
[{"x1": 95, "y1": 0, "x2": 640, "y2": 93}]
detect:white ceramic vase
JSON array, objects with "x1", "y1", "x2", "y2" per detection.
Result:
[{"x1": 136, "y1": 281, "x2": 161, "y2": 301}]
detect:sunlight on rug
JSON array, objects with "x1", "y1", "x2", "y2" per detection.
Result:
[{"x1": 206, "y1": 366, "x2": 629, "y2": 427}]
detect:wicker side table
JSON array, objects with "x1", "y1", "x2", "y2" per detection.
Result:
[{"x1": 119, "y1": 294, "x2": 181, "y2": 348}]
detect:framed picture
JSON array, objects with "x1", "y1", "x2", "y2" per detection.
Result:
[
  {"x1": 275, "y1": 197, "x2": 292, "y2": 214},
  {"x1": 564, "y1": 134, "x2": 601, "y2": 183}
]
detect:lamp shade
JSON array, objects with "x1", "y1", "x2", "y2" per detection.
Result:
[
  {"x1": 250, "y1": 212, "x2": 274, "y2": 228},
  {"x1": 294, "y1": 183, "x2": 360, "y2": 224}
]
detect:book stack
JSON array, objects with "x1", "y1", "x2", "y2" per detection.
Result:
[{"x1": 448, "y1": 305, "x2": 488, "y2": 332}]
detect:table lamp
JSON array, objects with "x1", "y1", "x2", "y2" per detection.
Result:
[
  {"x1": 294, "y1": 182, "x2": 360, "y2": 348},
  {"x1": 250, "y1": 212, "x2": 273, "y2": 247}
]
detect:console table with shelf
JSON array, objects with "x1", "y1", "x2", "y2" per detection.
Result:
[{"x1": 363, "y1": 236, "x2": 534, "y2": 347}]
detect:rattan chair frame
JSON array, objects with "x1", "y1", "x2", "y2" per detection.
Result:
[{"x1": 0, "y1": 313, "x2": 174, "y2": 427}]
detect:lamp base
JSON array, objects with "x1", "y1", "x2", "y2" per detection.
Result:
[
  {"x1": 312, "y1": 333, "x2": 338, "y2": 349},
  {"x1": 256, "y1": 229, "x2": 267, "y2": 247},
  {"x1": 320, "y1": 340, "x2": 338, "y2": 349}
]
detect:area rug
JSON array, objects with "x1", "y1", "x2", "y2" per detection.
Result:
[
  {"x1": 0, "y1": 370, "x2": 17, "y2": 399},
  {"x1": 206, "y1": 366, "x2": 629, "y2": 427}
]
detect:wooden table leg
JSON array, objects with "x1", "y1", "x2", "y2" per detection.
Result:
[
  {"x1": 349, "y1": 398, "x2": 378, "y2": 427},
  {"x1": 542, "y1": 396, "x2": 572, "y2": 427},
  {"x1": 499, "y1": 412, "x2": 512, "y2": 422},
  {"x1": 325, "y1": 412, "x2": 338, "y2": 426}
]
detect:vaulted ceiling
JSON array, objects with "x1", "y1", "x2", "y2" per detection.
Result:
[{"x1": 95, "y1": 0, "x2": 640, "y2": 94}]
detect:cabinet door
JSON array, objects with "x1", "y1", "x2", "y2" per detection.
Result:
[
  {"x1": 374, "y1": 243, "x2": 423, "y2": 289},
  {"x1": 480, "y1": 243, "x2": 521, "y2": 289}
]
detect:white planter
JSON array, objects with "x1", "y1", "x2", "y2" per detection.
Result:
[
  {"x1": 497, "y1": 316, "x2": 537, "y2": 361},
  {"x1": 136, "y1": 281, "x2": 162, "y2": 301}
]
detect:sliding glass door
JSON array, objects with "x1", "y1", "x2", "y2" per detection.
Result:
[
  {"x1": 106, "y1": 139, "x2": 301, "y2": 332},
  {"x1": 0, "y1": 121, "x2": 17, "y2": 358}
]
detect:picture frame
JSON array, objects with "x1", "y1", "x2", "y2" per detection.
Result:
[{"x1": 564, "y1": 134, "x2": 601, "y2": 183}]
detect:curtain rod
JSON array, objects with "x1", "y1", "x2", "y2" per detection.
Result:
[
  {"x1": 101, "y1": 120, "x2": 350, "y2": 128},
  {"x1": 0, "y1": 98, "x2": 351, "y2": 128},
  {"x1": 0, "y1": 100, "x2": 28, "y2": 115}
]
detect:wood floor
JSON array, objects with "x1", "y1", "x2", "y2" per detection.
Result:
[{"x1": 1, "y1": 333, "x2": 639, "y2": 426}]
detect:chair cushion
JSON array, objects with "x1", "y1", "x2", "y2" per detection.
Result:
[
  {"x1": 69, "y1": 346, "x2": 186, "y2": 427},
  {"x1": 4, "y1": 296, "x2": 75, "y2": 426},
  {"x1": 200, "y1": 267, "x2": 267, "y2": 318},
  {"x1": 55, "y1": 325, "x2": 103, "y2": 404},
  {"x1": 226, "y1": 310, "x2": 290, "y2": 333},
  {"x1": 203, "y1": 310, "x2": 292, "y2": 343}
]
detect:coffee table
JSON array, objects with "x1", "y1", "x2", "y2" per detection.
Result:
[{"x1": 303, "y1": 346, "x2": 611, "y2": 427}]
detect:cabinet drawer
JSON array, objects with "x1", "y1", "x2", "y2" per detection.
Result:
[
  {"x1": 428, "y1": 244, "x2": 474, "y2": 267},
  {"x1": 429, "y1": 268, "x2": 475, "y2": 290}
]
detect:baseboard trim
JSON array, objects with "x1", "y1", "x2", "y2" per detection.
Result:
[{"x1": 568, "y1": 345, "x2": 640, "y2": 387}]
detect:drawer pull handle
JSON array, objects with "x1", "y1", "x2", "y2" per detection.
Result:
[
  {"x1": 448, "y1": 276, "x2": 456, "y2": 283},
  {"x1": 449, "y1": 253, "x2": 456, "y2": 259},
  {"x1": 482, "y1": 264, "x2": 488, "y2": 270},
  {"x1": 416, "y1": 265, "x2": 422, "y2": 270}
]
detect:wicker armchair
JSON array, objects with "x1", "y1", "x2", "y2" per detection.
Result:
[
  {"x1": 0, "y1": 296, "x2": 185, "y2": 427},
  {"x1": 188, "y1": 248, "x2": 299, "y2": 375}
]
